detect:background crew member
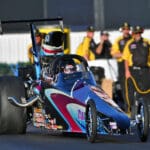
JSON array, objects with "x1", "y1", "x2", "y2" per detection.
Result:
[
  {"x1": 76, "y1": 26, "x2": 96, "y2": 61},
  {"x1": 27, "y1": 30, "x2": 42, "y2": 63},
  {"x1": 111, "y1": 22, "x2": 132, "y2": 112},
  {"x1": 93, "y1": 31, "x2": 112, "y2": 59},
  {"x1": 123, "y1": 26, "x2": 150, "y2": 114}
]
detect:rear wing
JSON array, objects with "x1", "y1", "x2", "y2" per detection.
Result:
[
  {"x1": 0, "y1": 17, "x2": 63, "y2": 79},
  {"x1": 0, "y1": 17, "x2": 63, "y2": 33}
]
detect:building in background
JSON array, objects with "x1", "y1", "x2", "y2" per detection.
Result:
[{"x1": 0, "y1": 0, "x2": 150, "y2": 32}]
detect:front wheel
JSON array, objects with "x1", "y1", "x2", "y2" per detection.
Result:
[
  {"x1": 85, "y1": 100, "x2": 97, "y2": 143},
  {"x1": 137, "y1": 98, "x2": 149, "y2": 142}
]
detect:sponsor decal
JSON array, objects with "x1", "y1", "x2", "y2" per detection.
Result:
[
  {"x1": 90, "y1": 86, "x2": 122, "y2": 111},
  {"x1": 67, "y1": 103, "x2": 86, "y2": 129},
  {"x1": 120, "y1": 40, "x2": 125, "y2": 46},
  {"x1": 78, "y1": 109, "x2": 84, "y2": 120},
  {"x1": 45, "y1": 89, "x2": 85, "y2": 132},
  {"x1": 33, "y1": 107, "x2": 63, "y2": 130},
  {"x1": 130, "y1": 44, "x2": 136, "y2": 49}
]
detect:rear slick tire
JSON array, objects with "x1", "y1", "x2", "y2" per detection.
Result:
[{"x1": 0, "y1": 76, "x2": 27, "y2": 134}]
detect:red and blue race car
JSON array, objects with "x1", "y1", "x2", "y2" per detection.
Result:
[
  {"x1": 5, "y1": 54, "x2": 149, "y2": 143},
  {"x1": 0, "y1": 18, "x2": 149, "y2": 143}
]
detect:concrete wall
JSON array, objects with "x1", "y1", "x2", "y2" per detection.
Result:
[{"x1": 1, "y1": 29, "x2": 150, "y2": 63}]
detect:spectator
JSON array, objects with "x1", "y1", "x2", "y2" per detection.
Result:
[
  {"x1": 27, "y1": 30, "x2": 42, "y2": 63},
  {"x1": 111, "y1": 22, "x2": 132, "y2": 112},
  {"x1": 123, "y1": 26, "x2": 150, "y2": 114},
  {"x1": 76, "y1": 26, "x2": 96, "y2": 60},
  {"x1": 94, "y1": 31, "x2": 112, "y2": 59}
]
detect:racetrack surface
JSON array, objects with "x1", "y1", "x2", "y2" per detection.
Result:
[{"x1": 0, "y1": 125, "x2": 150, "y2": 150}]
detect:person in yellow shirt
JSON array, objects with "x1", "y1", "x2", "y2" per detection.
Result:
[
  {"x1": 76, "y1": 26, "x2": 96, "y2": 61},
  {"x1": 27, "y1": 30, "x2": 42, "y2": 63},
  {"x1": 123, "y1": 26, "x2": 150, "y2": 114},
  {"x1": 111, "y1": 22, "x2": 132, "y2": 112}
]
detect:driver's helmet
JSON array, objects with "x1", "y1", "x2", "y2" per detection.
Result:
[
  {"x1": 62, "y1": 59, "x2": 77, "y2": 74},
  {"x1": 40, "y1": 31, "x2": 64, "y2": 56}
]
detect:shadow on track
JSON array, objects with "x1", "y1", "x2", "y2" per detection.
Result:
[{"x1": 27, "y1": 125, "x2": 150, "y2": 144}]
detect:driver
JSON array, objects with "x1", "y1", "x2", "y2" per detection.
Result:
[
  {"x1": 62, "y1": 59, "x2": 77, "y2": 74},
  {"x1": 64, "y1": 64, "x2": 76, "y2": 74}
]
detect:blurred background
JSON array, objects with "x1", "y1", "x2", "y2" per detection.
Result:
[
  {"x1": 1, "y1": 0, "x2": 150, "y2": 31},
  {"x1": 0, "y1": 0, "x2": 150, "y2": 76}
]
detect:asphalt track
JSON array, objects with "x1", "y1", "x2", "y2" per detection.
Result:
[{"x1": 0, "y1": 126, "x2": 150, "y2": 150}]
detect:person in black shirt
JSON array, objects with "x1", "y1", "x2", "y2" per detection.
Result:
[
  {"x1": 111, "y1": 22, "x2": 132, "y2": 112},
  {"x1": 123, "y1": 26, "x2": 150, "y2": 115},
  {"x1": 94, "y1": 31, "x2": 112, "y2": 59}
]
